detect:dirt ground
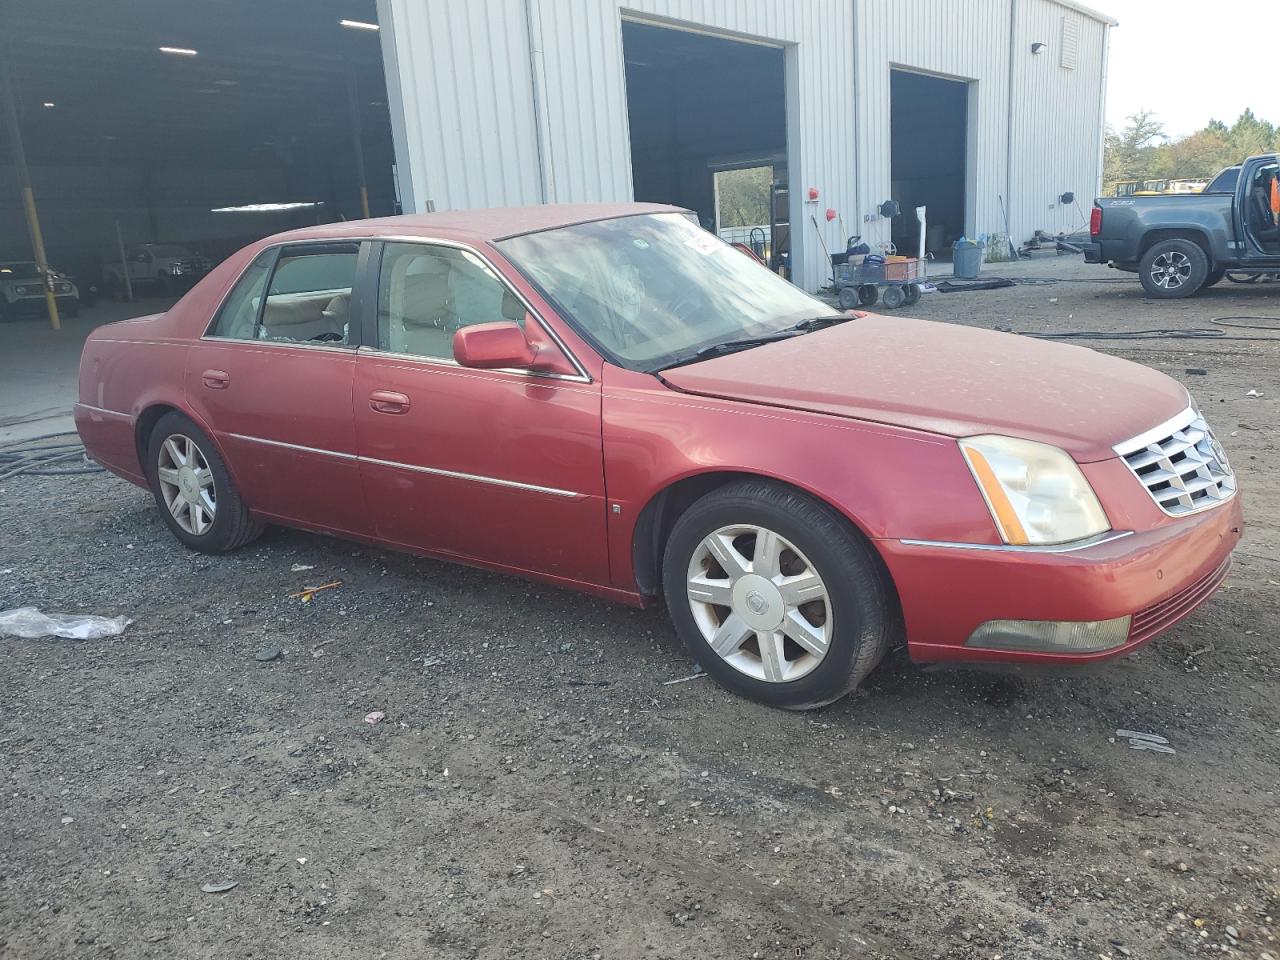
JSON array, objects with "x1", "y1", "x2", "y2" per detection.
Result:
[{"x1": 2, "y1": 256, "x2": 1278, "y2": 960}]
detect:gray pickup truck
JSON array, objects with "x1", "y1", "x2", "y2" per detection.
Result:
[{"x1": 1085, "y1": 153, "x2": 1280, "y2": 298}]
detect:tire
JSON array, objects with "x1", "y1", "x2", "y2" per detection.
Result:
[
  {"x1": 837, "y1": 286, "x2": 859, "y2": 310},
  {"x1": 1138, "y1": 239, "x2": 1209, "y2": 298},
  {"x1": 881, "y1": 285, "x2": 906, "y2": 309},
  {"x1": 661, "y1": 479, "x2": 896, "y2": 710},
  {"x1": 903, "y1": 283, "x2": 921, "y2": 305},
  {"x1": 145, "y1": 411, "x2": 262, "y2": 553},
  {"x1": 1204, "y1": 268, "x2": 1226, "y2": 288},
  {"x1": 857, "y1": 284, "x2": 878, "y2": 307}
]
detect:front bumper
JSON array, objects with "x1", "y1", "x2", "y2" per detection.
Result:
[
  {"x1": 879, "y1": 494, "x2": 1243, "y2": 666},
  {"x1": 6, "y1": 293, "x2": 79, "y2": 315}
]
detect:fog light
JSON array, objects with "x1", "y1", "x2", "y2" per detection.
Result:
[{"x1": 965, "y1": 616, "x2": 1132, "y2": 653}]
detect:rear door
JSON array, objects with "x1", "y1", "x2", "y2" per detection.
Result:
[
  {"x1": 186, "y1": 241, "x2": 371, "y2": 537},
  {"x1": 351, "y1": 239, "x2": 609, "y2": 586}
]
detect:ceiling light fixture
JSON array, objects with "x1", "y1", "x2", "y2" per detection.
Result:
[
  {"x1": 42, "y1": 101, "x2": 55, "y2": 108},
  {"x1": 159, "y1": 45, "x2": 199, "y2": 56},
  {"x1": 211, "y1": 201, "x2": 324, "y2": 213},
  {"x1": 339, "y1": 19, "x2": 379, "y2": 31}
]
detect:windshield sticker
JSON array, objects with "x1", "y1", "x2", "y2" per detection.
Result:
[{"x1": 683, "y1": 231, "x2": 720, "y2": 255}]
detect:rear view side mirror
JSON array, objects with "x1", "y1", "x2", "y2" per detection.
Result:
[{"x1": 453, "y1": 321, "x2": 537, "y2": 369}]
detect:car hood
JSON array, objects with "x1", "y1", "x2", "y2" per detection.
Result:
[{"x1": 660, "y1": 314, "x2": 1189, "y2": 463}]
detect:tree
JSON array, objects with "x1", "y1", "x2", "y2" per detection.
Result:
[
  {"x1": 1103, "y1": 109, "x2": 1279, "y2": 194},
  {"x1": 1103, "y1": 110, "x2": 1166, "y2": 188}
]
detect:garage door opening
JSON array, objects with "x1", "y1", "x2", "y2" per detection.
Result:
[
  {"x1": 1, "y1": 0, "x2": 395, "y2": 310},
  {"x1": 890, "y1": 69, "x2": 969, "y2": 258},
  {"x1": 622, "y1": 22, "x2": 788, "y2": 270}
]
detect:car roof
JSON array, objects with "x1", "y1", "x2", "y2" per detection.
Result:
[{"x1": 258, "y1": 202, "x2": 689, "y2": 246}]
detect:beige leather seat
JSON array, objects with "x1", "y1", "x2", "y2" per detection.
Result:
[{"x1": 390, "y1": 255, "x2": 455, "y2": 356}]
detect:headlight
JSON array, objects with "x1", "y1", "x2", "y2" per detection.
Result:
[
  {"x1": 14, "y1": 285, "x2": 28, "y2": 295},
  {"x1": 959, "y1": 435, "x2": 1110, "y2": 545}
]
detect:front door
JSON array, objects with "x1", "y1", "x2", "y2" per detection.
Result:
[
  {"x1": 185, "y1": 241, "x2": 370, "y2": 537},
  {"x1": 352, "y1": 240, "x2": 608, "y2": 587}
]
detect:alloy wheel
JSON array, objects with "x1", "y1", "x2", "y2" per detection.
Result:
[
  {"x1": 685, "y1": 524, "x2": 831, "y2": 682},
  {"x1": 1150, "y1": 251, "x2": 1191, "y2": 289},
  {"x1": 156, "y1": 433, "x2": 216, "y2": 535}
]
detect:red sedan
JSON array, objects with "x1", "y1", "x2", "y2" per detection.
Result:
[{"x1": 75, "y1": 204, "x2": 1243, "y2": 709}]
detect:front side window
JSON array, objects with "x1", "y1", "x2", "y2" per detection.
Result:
[
  {"x1": 259, "y1": 245, "x2": 358, "y2": 344},
  {"x1": 377, "y1": 242, "x2": 524, "y2": 359},
  {"x1": 496, "y1": 213, "x2": 832, "y2": 371}
]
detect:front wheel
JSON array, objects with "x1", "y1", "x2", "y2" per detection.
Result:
[
  {"x1": 146, "y1": 411, "x2": 262, "y2": 553},
  {"x1": 1138, "y1": 239, "x2": 1208, "y2": 298},
  {"x1": 662, "y1": 480, "x2": 895, "y2": 709}
]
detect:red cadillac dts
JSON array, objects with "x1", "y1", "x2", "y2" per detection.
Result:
[{"x1": 75, "y1": 204, "x2": 1243, "y2": 709}]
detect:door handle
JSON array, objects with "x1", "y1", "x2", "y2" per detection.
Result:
[
  {"x1": 202, "y1": 369, "x2": 230, "y2": 389},
  {"x1": 369, "y1": 389, "x2": 411, "y2": 414}
]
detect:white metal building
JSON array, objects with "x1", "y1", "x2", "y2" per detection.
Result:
[{"x1": 384, "y1": 0, "x2": 1114, "y2": 292}]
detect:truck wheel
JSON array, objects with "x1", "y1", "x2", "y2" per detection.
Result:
[
  {"x1": 1204, "y1": 268, "x2": 1226, "y2": 288},
  {"x1": 1139, "y1": 239, "x2": 1208, "y2": 298}
]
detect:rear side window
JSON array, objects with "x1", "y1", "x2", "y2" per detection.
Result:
[
  {"x1": 208, "y1": 243, "x2": 360, "y2": 344},
  {"x1": 260, "y1": 245, "x2": 359, "y2": 344},
  {"x1": 209, "y1": 249, "x2": 275, "y2": 339}
]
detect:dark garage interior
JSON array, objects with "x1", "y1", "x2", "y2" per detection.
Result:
[
  {"x1": 0, "y1": 0, "x2": 394, "y2": 309},
  {"x1": 890, "y1": 69, "x2": 968, "y2": 257},
  {"x1": 622, "y1": 21, "x2": 787, "y2": 259}
]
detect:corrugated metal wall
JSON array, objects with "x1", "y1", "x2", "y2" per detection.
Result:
[
  {"x1": 376, "y1": 0, "x2": 1110, "y2": 290},
  {"x1": 852, "y1": 0, "x2": 1013, "y2": 252},
  {"x1": 1008, "y1": 0, "x2": 1110, "y2": 241},
  {"x1": 376, "y1": 0, "x2": 544, "y2": 211}
]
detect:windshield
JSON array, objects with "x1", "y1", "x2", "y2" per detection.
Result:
[
  {"x1": 0, "y1": 262, "x2": 41, "y2": 279},
  {"x1": 497, "y1": 213, "x2": 835, "y2": 371}
]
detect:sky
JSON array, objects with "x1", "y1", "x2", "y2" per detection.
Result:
[{"x1": 1100, "y1": 0, "x2": 1274, "y2": 138}]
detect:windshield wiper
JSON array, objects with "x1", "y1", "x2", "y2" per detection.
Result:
[
  {"x1": 653, "y1": 331, "x2": 797, "y2": 372},
  {"x1": 690, "y1": 331, "x2": 799, "y2": 361},
  {"x1": 791, "y1": 313, "x2": 856, "y2": 332}
]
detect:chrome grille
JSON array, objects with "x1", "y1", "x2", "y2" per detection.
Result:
[{"x1": 1114, "y1": 407, "x2": 1235, "y2": 516}]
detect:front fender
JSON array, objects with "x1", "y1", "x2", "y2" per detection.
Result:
[{"x1": 601, "y1": 368, "x2": 997, "y2": 591}]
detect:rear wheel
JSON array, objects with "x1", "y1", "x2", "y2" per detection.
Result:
[
  {"x1": 881, "y1": 285, "x2": 906, "y2": 309},
  {"x1": 146, "y1": 412, "x2": 261, "y2": 553},
  {"x1": 903, "y1": 283, "x2": 921, "y2": 305},
  {"x1": 1138, "y1": 239, "x2": 1209, "y2": 298},
  {"x1": 857, "y1": 284, "x2": 879, "y2": 307},
  {"x1": 662, "y1": 479, "x2": 894, "y2": 710}
]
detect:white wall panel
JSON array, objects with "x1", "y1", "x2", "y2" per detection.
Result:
[
  {"x1": 1008, "y1": 0, "x2": 1110, "y2": 241},
  {"x1": 377, "y1": 0, "x2": 544, "y2": 211},
  {"x1": 379, "y1": 0, "x2": 1110, "y2": 289},
  {"x1": 853, "y1": 0, "x2": 1013, "y2": 252}
]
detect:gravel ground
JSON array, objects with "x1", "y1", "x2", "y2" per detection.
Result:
[{"x1": 2, "y1": 257, "x2": 1278, "y2": 959}]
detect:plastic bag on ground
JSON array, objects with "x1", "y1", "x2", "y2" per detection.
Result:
[{"x1": 0, "y1": 607, "x2": 132, "y2": 640}]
